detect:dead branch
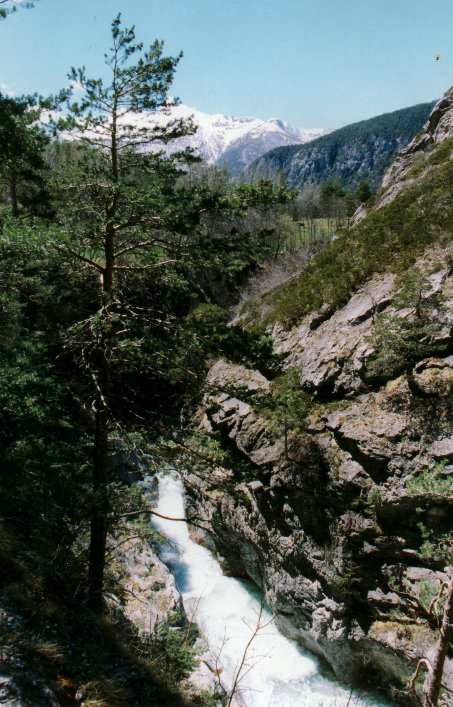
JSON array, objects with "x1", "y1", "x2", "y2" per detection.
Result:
[{"x1": 117, "y1": 508, "x2": 208, "y2": 531}]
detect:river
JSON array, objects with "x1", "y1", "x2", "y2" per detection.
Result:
[{"x1": 151, "y1": 471, "x2": 389, "y2": 707}]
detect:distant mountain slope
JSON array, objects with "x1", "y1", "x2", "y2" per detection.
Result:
[
  {"x1": 130, "y1": 105, "x2": 327, "y2": 175},
  {"x1": 243, "y1": 102, "x2": 435, "y2": 189}
]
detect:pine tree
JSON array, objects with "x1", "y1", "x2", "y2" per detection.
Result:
[
  {"x1": 51, "y1": 14, "x2": 197, "y2": 611},
  {"x1": 0, "y1": 94, "x2": 50, "y2": 217}
]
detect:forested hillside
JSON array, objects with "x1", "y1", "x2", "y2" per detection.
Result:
[{"x1": 244, "y1": 102, "x2": 434, "y2": 189}]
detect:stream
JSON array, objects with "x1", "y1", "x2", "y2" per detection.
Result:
[{"x1": 151, "y1": 471, "x2": 389, "y2": 707}]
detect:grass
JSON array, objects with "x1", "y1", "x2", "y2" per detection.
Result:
[
  {"x1": 240, "y1": 153, "x2": 453, "y2": 329},
  {"x1": 290, "y1": 217, "x2": 343, "y2": 246}
]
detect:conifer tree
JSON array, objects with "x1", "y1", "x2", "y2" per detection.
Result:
[
  {"x1": 49, "y1": 15, "x2": 295, "y2": 612},
  {"x1": 52, "y1": 14, "x2": 196, "y2": 611},
  {"x1": 0, "y1": 94, "x2": 50, "y2": 216}
]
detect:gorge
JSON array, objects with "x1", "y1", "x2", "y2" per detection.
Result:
[
  {"x1": 152, "y1": 471, "x2": 390, "y2": 706},
  {"x1": 0, "y1": 8, "x2": 452, "y2": 706},
  {"x1": 171, "y1": 87, "x2": 453, "y2": 705}
]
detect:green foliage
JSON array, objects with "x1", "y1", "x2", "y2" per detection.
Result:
[
  {"x1": 321, "y1": 176, "x2": 345, "y2": 199},
  {"x1": 356, "y1": 180, "x2": 373, "y2": 203},
  {"x1": 406, "y1": 463, "x2": 452, "y2": 497},
  {"x1": 250, "y1": 156, "x2": 453, "y2": 328},
  {"x1": 415, "y1": 579, "x2": 440, "y2": 612},
  {"x1": 362, "y1": 486, "x2": 382, "y2": 518},
  {"x1": 266, "y1": 370, "x2": 310, "y2": 432},
  {"x1": 427, "y1": 136, "x2": 453, "y2": 166},
  {"x1": 182, "y1": 428, "x2": 232, "y2": 470},
  {"x1": 0, "y1": 93, "x2": 51, "y2": 217},
  {"x1": 184, "y1": 303, "x2": 280, "y2": 374},
  {"x1": 417, "y1": 523, "x2": 453, "y2": 566},
  {"x1": 148, "y1": 617, "x2": 197, "y2": 681},
  {"x1": 0, "y1": 11, "x2": 306, "y2": 700},
  {"x1": 366, "y1": 267, "x2": 447, "y2": 380},
  {"x1": 182, "y1": 427, "x2": 259, "y2": 482},
  {"x1": 331, "y1": 562, "x2": 362, "y2": 599}
]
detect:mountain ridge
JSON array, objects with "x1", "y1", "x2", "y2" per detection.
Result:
[{"x1": 243, "y1": 101, "x2": 436, "y2": 189}]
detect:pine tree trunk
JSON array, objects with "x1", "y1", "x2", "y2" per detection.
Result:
[
  {"x1": 87, "y1": 98, "x2": 118, "y2": 611},
  {"x1": 87, "y1": 231, "x2": 115, "y2": 611},
  {"x1": 87, "y1": 373, "x2": 110, "y2": 611},
  {"x1": 10, "y1": 171, "x2": 19, "y2": 218}
]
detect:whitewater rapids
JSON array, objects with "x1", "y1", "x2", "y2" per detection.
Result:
[{"x1": 151, "y1": 471, "x2": 389, "y2": 707}]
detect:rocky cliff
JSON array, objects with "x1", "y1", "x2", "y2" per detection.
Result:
[
  {"x1": 184, "y1": 90, "x2": 453, "y2": 705},
  {"x1": 354, "y1": 86, "x2": 453, "y2": 220}
]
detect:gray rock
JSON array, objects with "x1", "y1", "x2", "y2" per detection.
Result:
[
  {"x1": 114, "y1": 535, "x2": 182, "y2": 632},
  {"x1": 378, "y1": 86, "x2": 453, "y2": 208},
  {"x1": 246, "y1": 480, "x2": 264, "y2": 493},
  {"x1": 431, "y1": 437, "x2": 453, "y2": 461},
  {"x1": 188, "y1": 98, "x2": 453, "y2": 698},
  {"x1": 272, "y1": 274, "x2": 395, "y2": 397},
  {"x1": 206, "y1": 359, "x2": 270, "y2": 393}
]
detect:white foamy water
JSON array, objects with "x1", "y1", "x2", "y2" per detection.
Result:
[{"x1": 151, "y1": 472, "x2": 389, "y2": 707}]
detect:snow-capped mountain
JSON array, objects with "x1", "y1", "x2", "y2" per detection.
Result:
[{"x1": 128, "y1": 105, "x2": 327, "y2": 176}]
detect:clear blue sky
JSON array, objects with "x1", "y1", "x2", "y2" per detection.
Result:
[{"x1": 0, "y1": 0, "x2": 452, "y2": 129}]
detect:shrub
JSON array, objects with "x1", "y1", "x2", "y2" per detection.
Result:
[
  {"x1": 406, "y1": 463, "x2": 452, "y2": 497},
  {"x1": 417, "y1": 522, "x2": 453, "y2": 566},
  {"x1": 331, "y1": 562, "x2": 362, "y2": 599},
  {"x1": 365, "y1": 267, "x2": 447, "y2": 380},
  {"x1": 148, "y1": 616, "x2": 197, "y2": 682}
]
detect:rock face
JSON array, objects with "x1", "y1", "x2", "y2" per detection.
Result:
[
  {"x1": 382, "y1": 86, "x2": 453, "y2": 190},
  {"x1": 112, "y1": 532, "x2": 217, "y2": 701},
  {"x1": 272, "y1": 273, "x2": 396, "y2": 397},
  {"x1": 353, "y1": 86, "x2": 453, "y2": 222},
  {"x1": 186, "y1": 92, "x2": 453, "y2": 704},
  {"x1": 187, "y1": 355, "x2": 453, "y2": 700},
  {"x1": 114, "y1": 535, "x2": 182, "y2": 633}
]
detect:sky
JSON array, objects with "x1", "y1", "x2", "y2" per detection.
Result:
[{"x1": 0, "y1": 0, "x2": 452, "y2": 130}]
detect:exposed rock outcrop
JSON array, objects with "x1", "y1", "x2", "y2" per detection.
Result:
[
  {"x1": 382, "y1": 86, "x2": 453, "y2": 190},
  {"x1": 113, "y1": 535, "x2": 182, "y2": 633},
  {"x1": 272, "y1": 273, "x2": 395, "y2": 397},
  {"x1": 187, "y1": 355, "x2": 453, "y2": 700},
  {"x1": 353, "y1": 86, "x2": 453, "y2": 222},
  {"x1": 185, "y1": 92, "x2": 453, "y2": 704}
]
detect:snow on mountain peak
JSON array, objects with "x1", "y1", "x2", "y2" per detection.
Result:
[{"x1": 130, "y1": 104, "x2": 328, "y2": 175}]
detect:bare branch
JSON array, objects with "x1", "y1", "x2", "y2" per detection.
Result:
[
  {"x1": 54, "y1": 244, "x2": 104, "y2": 273},
  {"x1": 117, "y1": 508, "x2": 208, "y2": 531}
]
